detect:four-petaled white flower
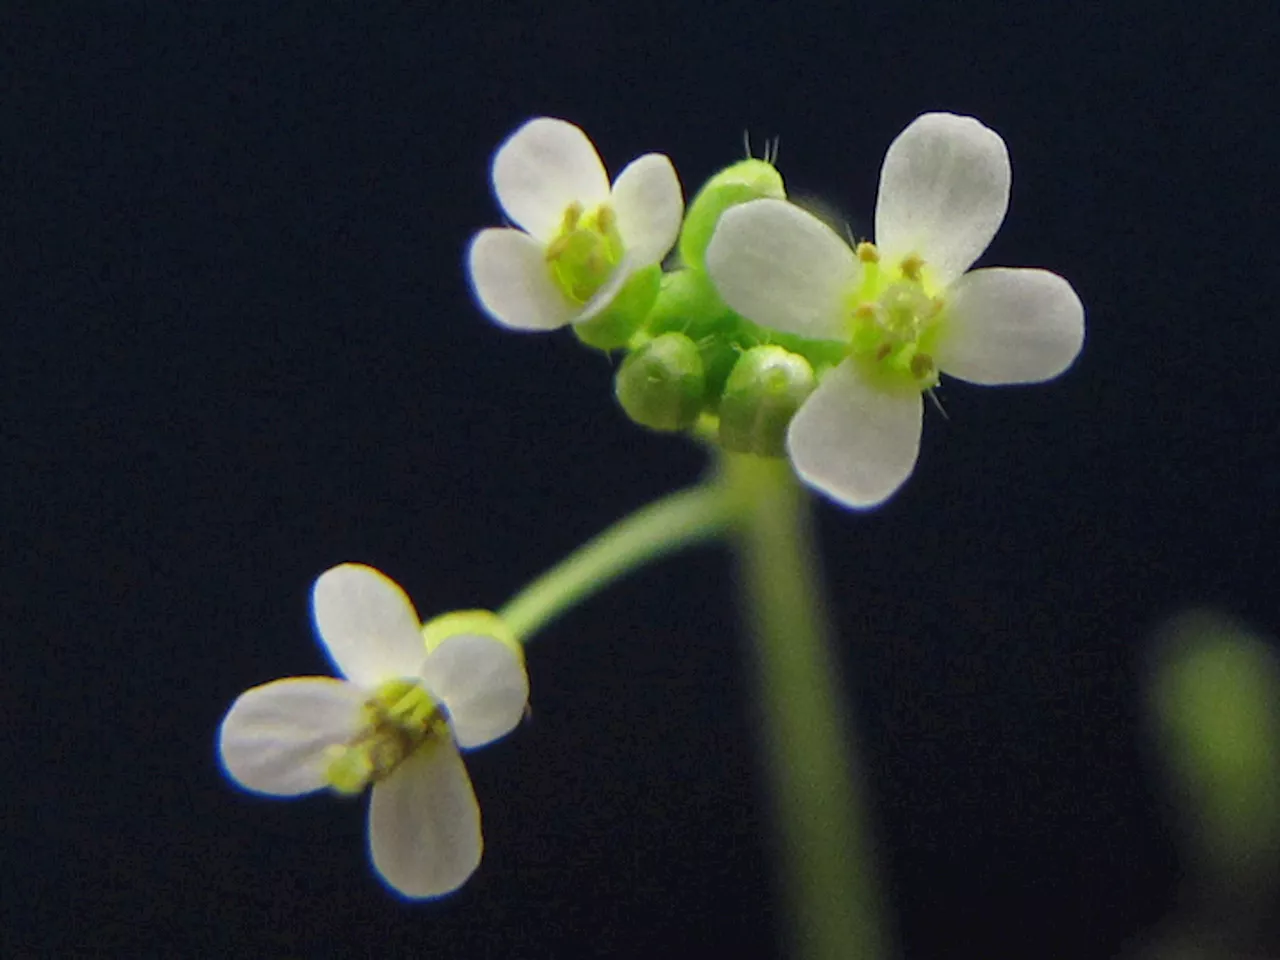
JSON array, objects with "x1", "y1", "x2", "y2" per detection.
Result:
[
  {"x1": 706, "y1": 112, "x2": 1086, "y2": 509},
  {"x1": 468, "y1": 117, "x2": 684, "y2": 331},
  {"x1": 218, "y1": 563, "x2": 529, "y2": 899}
]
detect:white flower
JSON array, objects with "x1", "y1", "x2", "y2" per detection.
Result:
[
  {"x1": 468, "y1": 117, "x2": 683, "y2": 331},
  {"x1": 705, "y1": 113, "x2": 1085, "y2": 509},
  {"x1": 217, "y1": 563, "x2": 529, "y2": 899}
]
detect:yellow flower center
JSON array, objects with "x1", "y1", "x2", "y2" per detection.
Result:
[
  {"x1": 544, "y1": 202, "x2": 624, "y2": 303},
  {"x1": 846, "y1": 243, "x2": 946, "y2": 392},
  {"x1": 324, "y1": 679, "x2": 448, "y2": 795}
]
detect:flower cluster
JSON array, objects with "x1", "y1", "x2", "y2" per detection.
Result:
[
  {"x1": 218, "y1": 563, "x2": 528, "y2": 899},
  {"x1": 218, "y1": 110, "x2": 1086, "y2": 903},
  {"x1": 467, "y1": 113, "x2": 1085, "y2": 509}
]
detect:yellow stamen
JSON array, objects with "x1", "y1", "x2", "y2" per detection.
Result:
[{"x1": 324, "y1": 680, "x2": 447, "y2": 795}]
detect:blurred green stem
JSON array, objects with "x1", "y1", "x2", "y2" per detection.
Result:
[{"x1": 722, "y1": 453, "x2": 889, "y2": 960}]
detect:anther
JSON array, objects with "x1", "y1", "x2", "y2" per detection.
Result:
[
  {"x1": 900, "y1": 253, "x2": 925, "y2": 281},
  {"x1": 544, "y1": 235, "x2": 568, "y2": 261},
  {"x1": 560, "y1": 202, "x2": 583, "y2": 232},
  {"x1": 910, "y1": 353, "x2": 935, "y2": 380}
]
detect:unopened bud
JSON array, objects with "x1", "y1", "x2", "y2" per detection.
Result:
[
  {"x1": 614, "y1": 332, "x2": 706, "y2": 432},
  {"x1": 718, "y1": 346, "x2": 815, "y2": 456},
  {"x1": 678, "y1": 159, "x2": 785, "y2": 271}
]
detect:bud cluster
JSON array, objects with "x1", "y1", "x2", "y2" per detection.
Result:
[{"x1": 602, "y1": 157, "x2": 842, "y2": 455}]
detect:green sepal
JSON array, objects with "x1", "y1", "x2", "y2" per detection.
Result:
[
  {"x1": 678, "y1": 158, "x2": 785, "y2": 271},
  {"x1": 614, "y1": 332, "x2": 706, "y2": 432},
  {"x1": 422, "y1": 609, "x2": 522, "y2": 659},
  {"x1": 573, "y1": 264, "x2": 662, "y2": 351},
  {"x1": 718, "y1": 346, "x2": 816, "y2": 456}
]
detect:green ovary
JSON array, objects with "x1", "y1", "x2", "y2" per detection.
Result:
[
  {"x1": 845, "y1": 246, "x2": 946, "y2": 392},
  {"x1": 324, "y1": 679, "x2": 448, "y2": 795},
  {"x1": 545, "y1": 202, "x2": 624, "y2": 303}
]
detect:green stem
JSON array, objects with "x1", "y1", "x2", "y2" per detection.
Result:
[
  {"x1": 498, "y1": 482, "x2": 734, "y2": 642},
  {"x1": 722, "y1": 453, "x2": 890, "y2": 960},
  {"x1": 496, "y1": 455, "x2": 888, "y2": 958}
]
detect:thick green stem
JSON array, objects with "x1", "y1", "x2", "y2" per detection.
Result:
[
  {"x1": 723, "y1": 453, "x2": 890, "y2": 960},
  {"x1": 498, "y1": 483, "x2": 733, "y2": 643},
  {"x1": 495, "y1": 455, "x2": 888, "y2": 958}
]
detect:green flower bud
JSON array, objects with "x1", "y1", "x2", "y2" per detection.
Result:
[
  {"x1": 642, "y1": 268, "x2": 765, "y2": 401},
  {"x1": 718, "y1": 345, "x2": 816, "y2": 456},
  {"x1": 574, "y1": 263, "x2": 663, "y2": 351},
  {"x1": 614, "y1": 332, "x2": 706, "y2": 432},
  {"x1": 678, "y1": 158, "x2": 785, "y2": 271}
]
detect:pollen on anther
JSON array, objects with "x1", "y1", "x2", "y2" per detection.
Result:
[
  {"x1": 856, "y1": 242, "x2": 880, "y2": 264},
  {"x1": 900, "y1": 254, "x2": 925, "y2": 281}
]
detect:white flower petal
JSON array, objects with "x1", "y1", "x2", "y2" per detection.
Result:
[
  {"x1": 706, "y1": 198, "x2": 859, "y2": 342},
  {"x1": 218, "y1": 677, "x2": 365, "y2": 796},
  {"x1": 368, "y1": 737, "x2": 482, "y2": 899},
  {"x1": 610, "y1": 153, "x2": 683, "y2": 267},
  {"x1": 421, "y1": 634, "x2": 529, "y2": 750},
  {"x1": 935, "y1": 267, "x2": 1085, "y2": 385},
  {"x1": 491, "y1": 117, "x2": 610, "y2": 242},
  {"x1": 467, "y1": 228, "x2": 578, "y2": 331},
  {"x1": 875, "y1": 113, "x2": 1011, "y2": 288},
  {"x1": 312, "y1": 564, "x2": 427, "y2": 687},
  {"x1": 786, "y1": 359, "x2": 924, "y2": 509}
]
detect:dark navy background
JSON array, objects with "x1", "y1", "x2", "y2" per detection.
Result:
[{"x1": 7, "y1": 2, "x2": 1279, "y2": 957}]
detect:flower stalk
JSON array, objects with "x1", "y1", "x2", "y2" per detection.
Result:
[
  {"x1": 723, "y1": 452, "x2": 889, "y2": 960},
  {"x1": 497, "y1": 482, "x2": 735, "y2": 643}
]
